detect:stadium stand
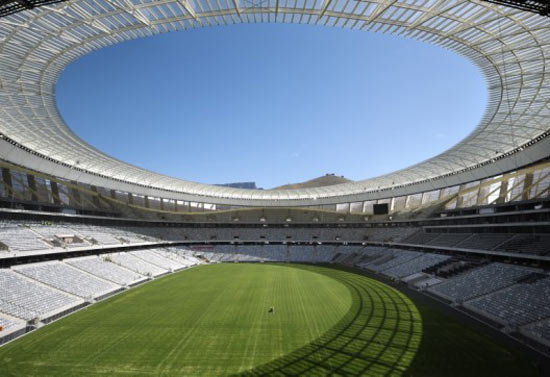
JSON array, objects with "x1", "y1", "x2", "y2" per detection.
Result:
[
  {"x1": 2, "y1": 235, "x2": 550, "y2": 355},
  {"x1": 28, "y1": 223, "x2": 87, "y2": 247},
  {"x1": 0, "y1": 269, "x2": 82, "y2": 320},
  {"x1": 108, "y1": 253, "x2": 169, "y2": 277},
  {"x1": 424, "y1": 233, "x2": 472, "y2": 247},
  {"x1": 383, "y1": 253, "x2": 451, "y2": 279},
  {"x1": 496, "y1": 234, "x2": 550, "y2": 255},
  {"x1": 466, "y1": 276, "x2": 550, "y2": 327},
  {"x1": 71, "y1": 225, "x2": 124, "y2": 245},
  {"x1": 130, "y1": 249, "x2": 186, "y2": 271},
  {"x1": 66, "y1": 256, "x2": 147, "y2": 286},
  {"x1": 401, "y1": 230, "x2": 440, "y2": 245},
  {"x1": 0, "y1": 221, "x2": 50, "y2": 252},
  {"x1": 13, "y1": 262, "x2": 120, "y2": 300},
  {"x1": 162, "y1": 247, "x2": 202, "y2": 265},
  {"x1": 364, "y1": 227, "x2": 417, "y2": 242},
  {"x1": 454, "y1": 233, "x2": 515, "y2": 251},
  {"x1": 361, "y1": 250, "x2": 423, "y2": 273},
  {"x1": 427, "y1": 263, "x2": 538, "y2": 302}
]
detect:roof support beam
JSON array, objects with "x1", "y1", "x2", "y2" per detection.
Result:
[
  {"x1": 179, "y1": 0, "x2": 200, "y2": 22},
  {"x1": 318, "y1": 0, "x2": 332, "y2": 20}
]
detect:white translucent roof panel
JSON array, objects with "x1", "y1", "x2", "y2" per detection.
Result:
[{"x1": 0, "y1": 0, "x2": 549, "y2": 202}]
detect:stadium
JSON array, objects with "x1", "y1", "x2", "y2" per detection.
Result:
[{"x1": 0, "y1": 0, "x2": 549, "y2": 375}]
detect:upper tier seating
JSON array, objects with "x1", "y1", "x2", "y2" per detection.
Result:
[
  {"x1": 401, "y1": 231, "x2": 440, "y2": 245},
  {"x1": 364, "y1": 227, "x2": 417, "y2": 243},
  {"x1": 425, "y1": 233, "x2": 472, "y2": 248},
  {"x1": 0, "y1": 269, "x2": 81, "y2": 320},
  {"x1": 455, "y1": 233, "x2": 514, "y2": 250},
  {"x1": 495, "y1": 234, "x2": 550, "y2": 255},
  {"x1": 14, "y1": 262, "x2": 119, "y2": 299},
  {"x1": 427, "y1": 263, "x2": 536, "y2": 302},
  {"x1": 0, "y1": 222, "x2": 49, "y2": 252},
  {"x1": 28, "y1": 223, "x2": 86, "y2": 246},
  {"x1": 70, "y1": 225, "x2": 122, "y2": 245}
]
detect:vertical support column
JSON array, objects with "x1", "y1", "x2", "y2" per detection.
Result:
[
  {"x1": 497, "y1": 179, "x2": 509, "y2": 204},
  {"x1": 456, "y1": 184, "x2": 467, "y2": 208},
  {"x1": 50, "y1": 181, "x2": 61, "y2": 205},
  {"x1": 404, "y1": 195, "x2": 411, "y2": 210},
  {"x1": 90, "y1": 186, "x2": 101, "y2": 207},
  {"x1": 26, "y1": 174, "x2": 37, "y2": 201},
  {"x1": 476, "y1": 183, "x2": 485, "y2": 206},
  {"x1": 160, "y1": 198, "x2": 165, "y2": 211},
  {"x1": 127, "y1": 193, "x2": 134, "y2": 205},
  {"x1": 522, "y1": 173, "x2": 534, "y2": 201},
  {"x1": 2, "y1": 168, "x2": 12, "y2": 198},
  {"x1": 144, "y1": 196, "x2": 150, "y2": 208},
  {"x1": 110, "y1": 189, "x2": 117, "y2": 200},
  {"x1": 70, "y1": 181, "x2": 81, "y2": 207}
]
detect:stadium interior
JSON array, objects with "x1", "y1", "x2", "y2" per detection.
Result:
[{"x1": 0, "y1": 0, "x2": 550, "y2": 375}]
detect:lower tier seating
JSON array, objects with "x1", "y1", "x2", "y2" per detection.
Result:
[
  {"x1": 466, "y1": 277, "x2": 550, "y2": 326},
  {"x1": 427, "y1": 263, "x2": 537, "y2": 302},
  {"x1": 66, "y1": 256, "x2": 146, "y2": 286},
  {"x1": 14, "y1": 262, "x2": 119, "y2": 299},
  {"x1": 0, "y1": 269, "x2": 81, "y2": 320}
]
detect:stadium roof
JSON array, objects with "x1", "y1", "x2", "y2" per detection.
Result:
[{"x1": 0, "y1": 0, "x2": 549, "y2": 205}]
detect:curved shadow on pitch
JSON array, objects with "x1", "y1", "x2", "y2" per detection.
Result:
[{"x1": 234, "y1": 264, "x2": 423, "y2": 376}]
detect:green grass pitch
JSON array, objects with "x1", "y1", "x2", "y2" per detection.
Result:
[{"x1": 0, "y1": 263, "x2": 538, "y2": 376}]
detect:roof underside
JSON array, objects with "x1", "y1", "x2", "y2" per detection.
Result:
[{"x1": 0, "y1": 0, "x2": 549, "y2": 202}]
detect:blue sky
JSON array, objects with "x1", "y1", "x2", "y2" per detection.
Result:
[{"x1": 57, "y1": 23, "x2": 487, "y2": 189}]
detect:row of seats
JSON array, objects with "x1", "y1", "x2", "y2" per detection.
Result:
[
  {"x1": 360, "y1": 250, "x2": 423, "y2": 273},
  {"x1": 66, "y1": 256, "x2": 145, "y2": 286},
  {"x1": 466, "y1": 277, "x2": 550, "y2": 326},
  {"x1": 129, "y1": 249, "x2": 186, "y2": 271},
  {"x1": 14, "y1": 262, "x2": 120, "y2": 299},
  {"x1": 0, "y1": 222, "x2": 50, "y2": 251},
  {"x1": 427, "y1": 263, "x2": 536, "y2": 302},
  {"x1": 383, "y1": 254, "x2": 451, "y2": 279},
  {"x1": 206, "y1": 245, "x2": 341, "y2": 263},
  {"x1": 0, "y1": 269, "x2": 81, "y2": 320},
  {"x1": 401, "y1": 230, "x2": 550, "y2": 256},
  {"x1": 107, "y1": 253, "x2": 169, "y2": 277}
]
